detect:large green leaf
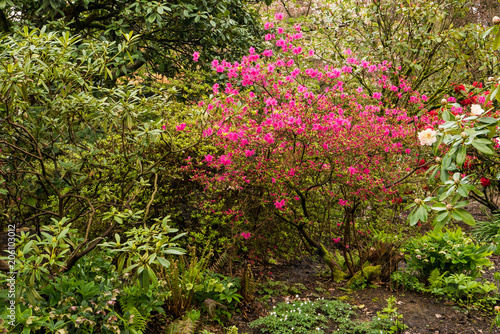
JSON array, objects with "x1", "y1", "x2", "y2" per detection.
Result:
[
  {"x1": 456, "y1": 145, "x2": 466, "y2": 166},
  {"x1": 493, "y1": 30, "x2": 500, "y2": 49},
  {"x1": 454, "y1": 208, "x2": 475, "y2": 226},
  {"x1": 471, "y1": 141, "x2": 495, "y2": 155},
  {"x1": 431, "y1": 203, "x2": 447, "y2": 211}
]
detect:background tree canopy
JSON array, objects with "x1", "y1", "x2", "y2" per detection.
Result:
[{"x1": 0, "y1": 0, "x2": 270, "y2": 77}]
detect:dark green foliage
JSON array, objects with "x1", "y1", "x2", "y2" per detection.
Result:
[
  {"x1": 249, "y1": 298, "x2": 406, "y2": 334},
  {"x1": 2, "y1": 0, "x2": 268, "y2": 77},
  {"x1": 392, "y1": 269, "x2": 498, "y2": 308},
  {"x1": 404, "y1": 228, "x2": 493, "y2": 278},
  {"x1": 394, "y1": 228, "x2": 498, "y2": 308},
  {"x1": 309, "y1": 0, "x2": 490, "y2": 111},
  {"x1": 119, "y1": 283, "x2": 166, "y2": 319},
  {"x1": 0, "y1": 242, "x2": 126, "y2": 333},
  {"x1": 473, "y1": 214, "x2": 500, "y2": 255}
]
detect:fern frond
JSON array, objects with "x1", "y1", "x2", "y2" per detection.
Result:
[
  {"x1": 204, "y1": 298, "x2": 227, "y2": 318},
  {"x1": 129, "y1": 307, "x2": 148, "y2": 333},
  {"x1": 165, "y1": 318, "x2": 197, "y2": 334},
  {"x1": 428, "y1": 268, "x2": 441, "y2": 287},
  {"x1": 240, "y1": 263, "x2": 255, "y2": 301},
  {"x1": 210, "y1": 251, "x2": 229, "y2": 273}
]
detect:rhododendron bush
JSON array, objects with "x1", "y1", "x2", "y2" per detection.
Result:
[
  {"x1": 408, "y1": 92, "x2": 500, "y2": 228},
  {"x1": 292, "y1": 0, "x2": 489, "y2": 111},
  {"x1": 184, "y1": 17, "x2": 425, "y2": 278}
]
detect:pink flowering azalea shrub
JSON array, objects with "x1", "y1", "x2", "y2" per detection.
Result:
[{"x1": 186, "y1": 19, "x2": 424, "y2": 278}]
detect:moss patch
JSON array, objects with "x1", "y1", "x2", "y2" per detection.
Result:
[{"x1": 346, "y1": 265, "x2": 381, "y2": 288}]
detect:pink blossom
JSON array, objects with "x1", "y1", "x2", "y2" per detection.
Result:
[
  {"x1": 293, "y1": 46, "x2": 302, "y2": 54},
  {"x1": 262, "y1": 49, "x2": 273, "y2": 57},
  {"x1": 264, "y1": 22, "x2": 274, "y2": 30},
  {"x1": 275, "y1": 13, "x2": 285, "y2": 20},
  {"x1": 245, "y1": 149, "x2": 255, "y2": 157},
  {"x1": 219, "y1": 155, "x2": 232, "y2": 166},
  {"x1": 264, "y1": 133, "x2": 275, "y2": 144},
  {"x1": 265, "y1": 98, "x2": 278, "y2": 106},
  {"x1": 240, "y1": 232, "x2": 251, "y2": 239},
  {"x1": 341, "y1": 66, "x2": 352, "y2": 73},
  {"x1": 277, "y1": 27, "x2": 284, "y2": 34},
  {"x1": 294, "y1": 24, "x2": 301, "y2": 31},
  {"x1": 204, "y1": 155, "x2": 213, "y2": 163},
  {"x1": 176, "y1": 123, "x2": 186, "y2": 131},
  {"x1": 193, "y1": 52, "x2": 200, "y2": 62},
  {"x1": 274, "y1": 199, "x2": 286, "y2": 210},
  {"x1": 265, "y1": 34, "x2": 275, "y2": 41},
  {"x1": 339, "y1": 199, "x2": 348, "y2": 206}
]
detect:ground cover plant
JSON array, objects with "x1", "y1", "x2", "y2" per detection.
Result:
[
  {"x1": 1, "y1": 0, "x2": 500, "y2": 333},
  {"x1": 248, "y1": 296, "x2": 406, "y2": 334}
]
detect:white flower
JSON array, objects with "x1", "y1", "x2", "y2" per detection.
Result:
[
  {"x1": 471, "y1": 104, "x2": 484, "y2": 116},
  {"x1": 418, "y1": 128, "x2": 437, "y2": 146}
]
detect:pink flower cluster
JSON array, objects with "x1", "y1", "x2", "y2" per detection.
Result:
[{"x1": 183, "y1": 17, "x2": 420, "y2": 233}]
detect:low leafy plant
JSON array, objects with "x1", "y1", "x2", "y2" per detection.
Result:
[
  {"x1": 473, "y1": 215, "x2": 500, "y2": 255},
  {"x1": 404, "y1": 228, "x2": 493, "y2": 278},
  {"x1": 166, "y1": 309, "x2": 201, "y2": 334},
  {"x1": 0, "y1": 248, "x2": 126, "y2": 333},
  {"x1": 249, "y1": 297, "x2": 406, "y2": 334},
  {"x1": 473, "y1": 215, "x2": 500, "y2": 243},
  {"x1": 392, "y1": 269, "x2": 498, "y2": 309},
  {"x1": 391, "y1": 270, "x2": 426, "y2": 292},
  {"x1": 99, "y1": 216, "x2": 187, "y2": 290},
  {"x1": 256, "y1": 279, "x2": 309, "y2": 298},
  {"x1": 490, "y1": 306, "x2": 500, "y2": 333},
  {"x1": 370, "y1": 296, "x2": 408, "y2": 334},
  {"x1": 194, "y1": 271, "x2": 243, "y2": 324},
  {"x1": 162, "y1": 248, "x2": 213, "y2": 318},
  {"x1": 428, "y1": 270, "x2": 498, "y2": 308},
  {"x1": 119, "y1": 281, "x2": 168, "y2": 328},
  {"x1": 200, "y1": 271, "x2": 243, "y2": 305}
]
